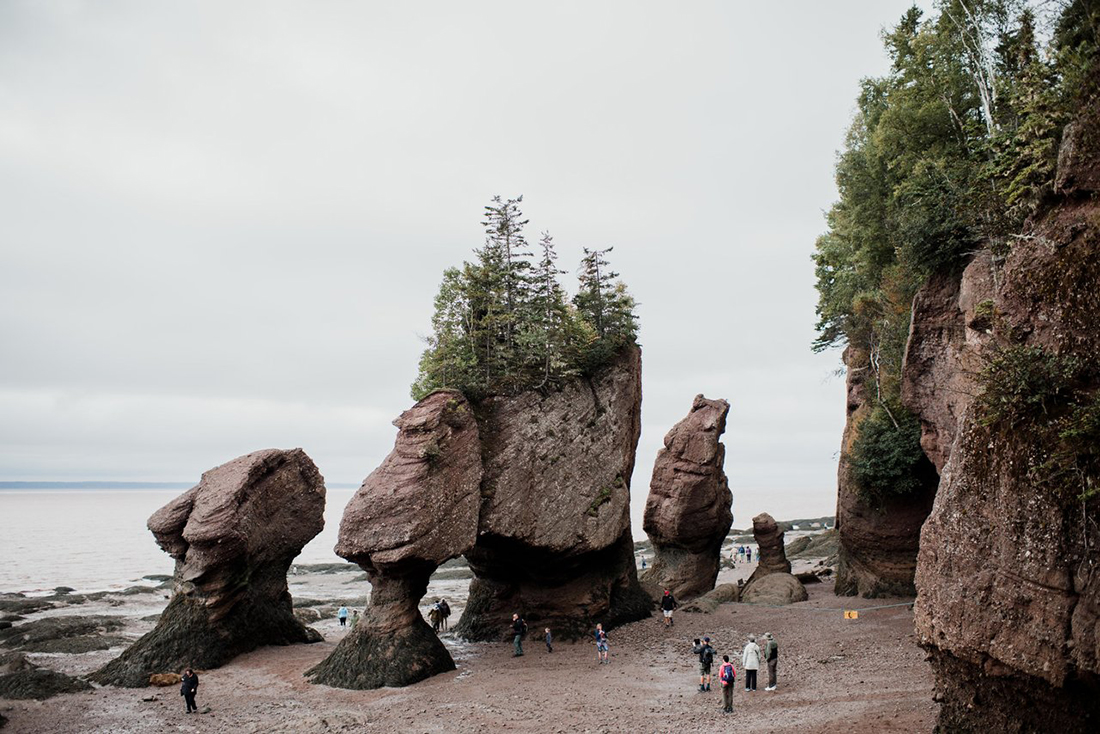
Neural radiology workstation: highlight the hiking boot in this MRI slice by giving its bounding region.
[765,685,776,691]
[705,684,711,691]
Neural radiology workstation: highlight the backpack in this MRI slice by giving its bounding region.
[719,663,735,684]
[702,646,714,666]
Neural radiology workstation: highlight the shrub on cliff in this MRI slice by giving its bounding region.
[411,196,638,400]
[848,405,931,502]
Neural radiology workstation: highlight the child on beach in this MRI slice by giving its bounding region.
[594,623,609,664]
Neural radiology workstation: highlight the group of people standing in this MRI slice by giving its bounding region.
[732,545,754,564]
[693,632,779,714]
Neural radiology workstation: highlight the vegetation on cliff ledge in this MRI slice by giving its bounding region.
[412,196,638,400]
[813,0,1099,496]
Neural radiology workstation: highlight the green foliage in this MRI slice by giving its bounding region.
[412,197,638,400]
[978,345,1100,501]
[849,405,930,501]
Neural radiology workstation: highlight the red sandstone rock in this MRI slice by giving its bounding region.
[94,449,326,687]
[641,395,732,600]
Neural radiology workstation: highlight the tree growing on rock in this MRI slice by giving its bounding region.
[412,196,638,400]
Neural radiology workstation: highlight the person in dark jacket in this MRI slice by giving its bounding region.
[180,668,199,714]
[511,613,527,656]
[660,589,677,627]
[763,631,779,690]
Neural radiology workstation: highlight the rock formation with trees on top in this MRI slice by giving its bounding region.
[93,449,326,687]
[815,3,1100,730]
[310,198,652,690]
[641,395,732,600]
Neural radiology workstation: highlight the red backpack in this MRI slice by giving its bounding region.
[719,662,736,685]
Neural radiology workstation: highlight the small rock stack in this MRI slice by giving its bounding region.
[741,512,807,605]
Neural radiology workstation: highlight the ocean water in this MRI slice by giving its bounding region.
[0,487,357,594]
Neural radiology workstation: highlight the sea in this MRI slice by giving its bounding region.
[0,487,357,594]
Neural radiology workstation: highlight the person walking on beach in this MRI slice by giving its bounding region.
[350,610,359,628]
[742,634,761,691]
[337,606,348,627]
[180,667,199,714]
[511,613,527,657]
[439,598,451,631]
[746,547,753,563]
[718,655,736,713]
[545,627,553,653]
[641,557,647,570]
[738,545,745,562]
[594,623,609,664]
[428,603,442,632]
[763,632,779,690]
[660,589,677,627]
[693,636,715,691]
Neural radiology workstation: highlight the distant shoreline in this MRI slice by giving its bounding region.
[0,481,361,490]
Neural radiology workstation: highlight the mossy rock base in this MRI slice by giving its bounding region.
[306,619,454,689]
[92,590,320,687]
[0,668,92,700]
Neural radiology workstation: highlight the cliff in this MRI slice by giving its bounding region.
[914,103,1100,732]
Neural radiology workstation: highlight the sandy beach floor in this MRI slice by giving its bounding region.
[1,576,935,733]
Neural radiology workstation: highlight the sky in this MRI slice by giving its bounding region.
[0,0,929,529]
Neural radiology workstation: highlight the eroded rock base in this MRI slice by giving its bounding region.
[929,648,1100,734]
[93,575,319,687]
[307,620,454,689]
[456,531,651,640]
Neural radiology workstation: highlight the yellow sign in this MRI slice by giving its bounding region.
[844,610,859,620]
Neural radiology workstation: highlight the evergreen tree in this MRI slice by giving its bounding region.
[574,247,638,369]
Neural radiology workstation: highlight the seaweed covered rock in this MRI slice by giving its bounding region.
[834,347,938,598]
[307,391,482,689]
[0,653,91,700]
[456,346,652,641]
[679,583,739,614]
[915,113,1100,733]
[641,395,733,600]
[93,448,326,687]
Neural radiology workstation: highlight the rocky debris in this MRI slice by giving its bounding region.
[679,584,739,614]
[0,615,126,654]
[93,448,326,687]
[740,573,809,606]
[0,595,54,616]
[640,395,733,600]
[914,109,1100,732]
[786,530,839,561]
[902,251,995,472]
[308,391,482,689]
[834,347,938,598]
[456,346,652,641]
[0,652,92,700]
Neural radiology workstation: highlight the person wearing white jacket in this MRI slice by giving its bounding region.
[741,634,762,691]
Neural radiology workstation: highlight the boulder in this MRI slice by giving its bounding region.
[307,391,482,689]
[640,395,733,600]
[0,666,92,700]
[834,347,938,598]
[455,346,652,641]
[679,583,739,614]
[740,573,808,606]
[93,448,326,687]
[915,109,1100,732]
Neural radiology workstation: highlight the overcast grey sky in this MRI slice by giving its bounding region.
[1,1,927,527]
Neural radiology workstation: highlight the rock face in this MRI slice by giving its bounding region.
[641,395,732,599]
[741,513,806,605]
[307,391,482,689]
[834,346,938,598]
[901,251,996,472]
[915,106,1100,732]
[94,449,325,687]
[457,346,652,640]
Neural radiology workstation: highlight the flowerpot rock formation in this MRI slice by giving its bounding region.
[93,449,326,687]
[312,346,652,690]
[306,390,482,689]
[640,395,733,600]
